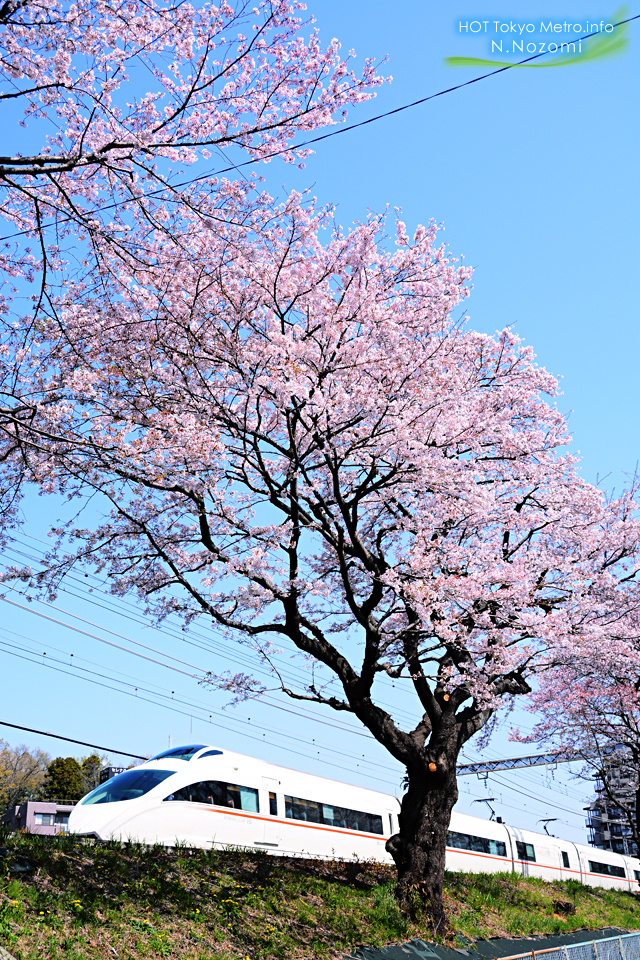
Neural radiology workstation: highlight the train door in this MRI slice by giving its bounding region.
[507,828,536,877]
[386,811,397,838]
[257,777,281,851]
[558,844,583,883]
[558,847,570,878]
[498,823,515,873]
[569,842,584,883]
[623,856,638,892]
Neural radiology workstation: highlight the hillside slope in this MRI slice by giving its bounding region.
[1,833,640,959]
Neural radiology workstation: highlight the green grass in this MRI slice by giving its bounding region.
[1,832,640,959]
[444,871,640,940]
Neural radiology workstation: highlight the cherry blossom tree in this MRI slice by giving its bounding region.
[0,0,383,302]
[522,591,640,855]
[1,196,640,931]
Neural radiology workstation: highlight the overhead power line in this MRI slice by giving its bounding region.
[489,771,586,822]
[0,594,201,680]
[0,535,599,810]
[0,640,403,788]
[0,542,597,799]
[0,627,400,780]
[0,537,414,735]
[179,13,639,184]
[0,719,146,759]
[0,581,378,742]
[0,711,591,823]
[2,13,637,245]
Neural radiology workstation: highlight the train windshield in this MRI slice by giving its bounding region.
[81,769,174,805]
[149,745,210,762]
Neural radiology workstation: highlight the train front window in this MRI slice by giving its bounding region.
[82,770,174,804]
[164,779,258,812]
[149,745,209,761]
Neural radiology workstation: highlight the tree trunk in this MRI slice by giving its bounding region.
[385,737,459,937]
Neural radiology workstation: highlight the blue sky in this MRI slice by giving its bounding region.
[1,0,638,846]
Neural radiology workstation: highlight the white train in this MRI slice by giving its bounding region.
[68,743,640,891]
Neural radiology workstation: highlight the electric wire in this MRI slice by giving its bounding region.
[0,625,593,821]
[0,641,403,788]
[0,544,279,681]
[0,534,596,815]
[0,578,382,742]
[0,719,145,759]
[489,772,588,822]
[1,13,637,244]
[0,626,401,779]
[2,537,352,696]
[0,584,405,779]
[0,629,594,823]
[0,545,593,814]
[459,780,581,835]
[0,594,200,680]
[1,536,419,734]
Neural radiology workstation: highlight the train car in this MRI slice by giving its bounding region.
[69,743,397,864]
[68,743,640,892]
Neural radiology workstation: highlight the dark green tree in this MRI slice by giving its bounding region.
[42,757,84,802]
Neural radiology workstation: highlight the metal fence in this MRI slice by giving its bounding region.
[502,933,640,960]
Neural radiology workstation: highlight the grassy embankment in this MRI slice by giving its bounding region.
[2,831,640,960]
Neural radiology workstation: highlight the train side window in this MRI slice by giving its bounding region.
[516,841,536,862]
[269,792,277,816]
[164,779,258,812]
[447,831,507,857]
[285,796,322,823]
[284,795,383,835]
[226,783,259,812]
[562,851,570,869]
[635,870,640,882]
[588,860,626,879]
[389,814,394,835]
[323,803,383,835]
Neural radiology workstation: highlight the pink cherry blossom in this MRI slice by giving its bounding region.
[0,0,385,290]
